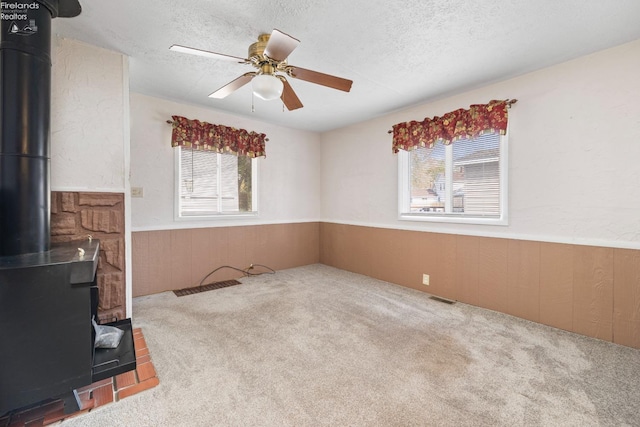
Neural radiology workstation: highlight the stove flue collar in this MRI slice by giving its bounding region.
[37,0,81,18]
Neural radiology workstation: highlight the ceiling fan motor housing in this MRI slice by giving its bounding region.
[248,34,270,61]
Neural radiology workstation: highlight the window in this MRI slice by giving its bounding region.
[176,147,257,218]
[398,133,507,225]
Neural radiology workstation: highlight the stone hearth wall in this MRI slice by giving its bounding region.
[51,192,125,322]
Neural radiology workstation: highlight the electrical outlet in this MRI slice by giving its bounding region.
[422,274,430,286]
[131,187,144,198]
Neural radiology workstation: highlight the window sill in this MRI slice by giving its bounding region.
[176,212,259,221]
[398,213,508,226]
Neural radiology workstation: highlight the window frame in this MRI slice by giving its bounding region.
[398,133,509,226]
[174,147,259,221]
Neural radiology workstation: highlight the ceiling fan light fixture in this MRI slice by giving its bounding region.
[252,74,283,101]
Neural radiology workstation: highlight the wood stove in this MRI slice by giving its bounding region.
[0,0,135,416]
[0,240,99,414]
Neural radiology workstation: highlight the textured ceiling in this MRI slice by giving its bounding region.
[52,0,640,132]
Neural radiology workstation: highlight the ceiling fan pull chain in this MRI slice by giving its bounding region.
[251,92,255,113]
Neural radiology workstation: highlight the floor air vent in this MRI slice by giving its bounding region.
[173,279,241,297]
[429,296,456,305]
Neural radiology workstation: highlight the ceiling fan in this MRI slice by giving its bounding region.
[169,29,353,111]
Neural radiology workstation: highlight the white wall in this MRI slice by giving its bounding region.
[321,39,640,249]
[51,37,128,191]
[130,93,322,231]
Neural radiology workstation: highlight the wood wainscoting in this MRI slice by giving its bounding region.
[319,222,640,349]
[132,222,320,297]
[130,221,639,349]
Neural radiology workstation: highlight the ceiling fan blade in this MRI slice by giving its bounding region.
[280,78,303,111]
[264,29,300,61]
[209,73,256,99]
[170,45,247,63]
[287,66,353,92]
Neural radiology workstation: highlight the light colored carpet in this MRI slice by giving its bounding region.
[61,264,640,426]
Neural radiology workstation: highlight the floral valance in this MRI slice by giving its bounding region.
[391,99,515,153]
[170,115,267,158]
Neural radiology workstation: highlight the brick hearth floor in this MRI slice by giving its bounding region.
[0,328,158,427]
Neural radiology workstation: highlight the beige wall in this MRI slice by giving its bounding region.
[132,222,320,297]
[320,39,640,250]
[129,93,322,231]
[320,222,640,349]
[52,36,128,192]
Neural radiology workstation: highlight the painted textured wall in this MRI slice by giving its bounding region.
[129,93,322,230]
[51,36,127,191]
[320,39,640,250]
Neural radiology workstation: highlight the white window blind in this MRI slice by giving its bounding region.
[178,147,256,217]
[452,134,501,216]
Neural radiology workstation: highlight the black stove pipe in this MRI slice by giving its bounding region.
[0,0,80,256]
